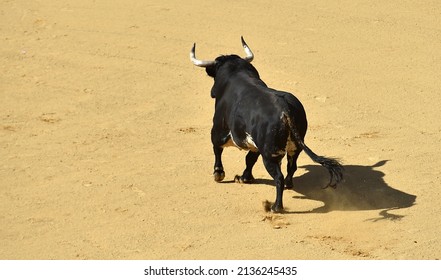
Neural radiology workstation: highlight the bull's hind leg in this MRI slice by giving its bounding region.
[285,150,301,189]
[235,151,260,184]
[263,157,285,213]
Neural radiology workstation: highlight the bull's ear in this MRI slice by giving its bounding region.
[205,64,216,78]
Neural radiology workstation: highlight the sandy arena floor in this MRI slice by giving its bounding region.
[1,0,440,259]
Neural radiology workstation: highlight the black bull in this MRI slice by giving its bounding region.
[190,37,343,212]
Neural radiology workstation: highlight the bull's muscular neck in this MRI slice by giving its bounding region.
[213,60,267,96]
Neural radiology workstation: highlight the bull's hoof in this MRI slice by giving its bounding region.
[234,174,255,184]
[213,170,225,182]
[285,178,294,189]
[271,204,284,213]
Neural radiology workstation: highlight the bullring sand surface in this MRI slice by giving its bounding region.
[1,0,440,259]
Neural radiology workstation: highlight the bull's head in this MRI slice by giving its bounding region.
[190,36,254,78]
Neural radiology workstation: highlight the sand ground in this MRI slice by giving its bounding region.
[1,0,440,259]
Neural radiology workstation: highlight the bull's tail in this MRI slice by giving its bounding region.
[299,142,344,188]
[285,114,344,188]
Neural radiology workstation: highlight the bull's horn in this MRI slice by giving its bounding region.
[241,36,254,62]
[190,43,216,67]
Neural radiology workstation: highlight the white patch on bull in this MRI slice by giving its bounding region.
[285,134,297,156]
[222,132,239,149]
[222,132,259,152]
[244,132,259,152]
[271,136,297,158]
[280,112,298,157]
[271,150,286,157]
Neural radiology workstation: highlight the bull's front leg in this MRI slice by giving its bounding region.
[211,120,233,182]
[235,151,260,183]
[212,126,230,182]
[213,146,225,182]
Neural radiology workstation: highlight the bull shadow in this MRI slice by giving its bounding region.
[284,160,416,220]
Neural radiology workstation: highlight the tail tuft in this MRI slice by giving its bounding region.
[302,145,344,188]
